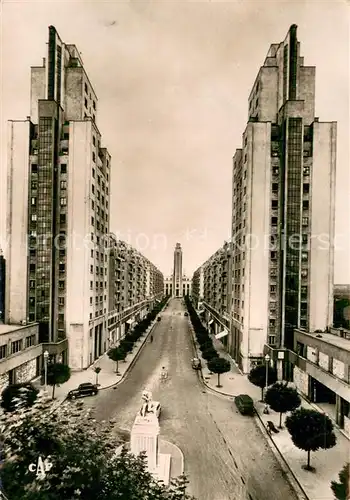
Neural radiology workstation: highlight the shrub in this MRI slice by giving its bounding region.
[199,341,214,352]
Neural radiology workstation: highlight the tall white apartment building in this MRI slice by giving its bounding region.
[6,26,111,370]
[231,25,336,373]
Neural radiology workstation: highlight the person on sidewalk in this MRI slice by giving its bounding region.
[150,335,153,343]
[160,366,168,382]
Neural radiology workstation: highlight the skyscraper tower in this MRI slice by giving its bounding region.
[6,26,111,369]
[172,243,183,297]
[230,25,336,373]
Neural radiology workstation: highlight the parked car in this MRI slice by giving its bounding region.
[157,316,161,321]
[184,312,188,316]
[234,394,255,416]
[67,382,98,400]
[191,357,201,370]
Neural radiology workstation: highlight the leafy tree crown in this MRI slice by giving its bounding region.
[285,407,336,452]
[207,357,230,374]
[248,363,277,389]
[265,382,301,413]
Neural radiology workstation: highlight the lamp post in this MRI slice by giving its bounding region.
[264,353,270,414]
[43,350,49,394]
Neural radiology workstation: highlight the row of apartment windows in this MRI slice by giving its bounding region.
[0,335,37,359]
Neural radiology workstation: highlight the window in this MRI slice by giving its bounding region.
[303,200,309,210]
[60,197,67,206]
[272,166,279,175]
[91,217,94,226]
[11,340,22,354]
[59,280,65,289]
[270,285,276,293]
[90,265,94,273]
[85,82,88,93]
[92,184,95,194]
[271,216,278,225]
[302,217,309,226]
[272,183,278,192]
[270,251,277,260]
[25,335,36,348]
[268,335,276,345]
[31,197,37,206]
[303,184,310,194]
[301,269,308,278]
[92,168,95,178]
[301,252,308,261]
[93,100,96,110]
[91,249,94,258]
[29,263,35,272]
[31,214,37,222]
[60,214,66,224]
[58,297,65,306]
[92,152,96,163]
[29,280,35,288]
[93,136,96,146]
[31,181,37,190]
[269,319,276,327]
[303,166,309,176]
[61,164,67,174]
[90,297,93,304]
[84,97,88,107]
[31,164,38,173]
[0,345,7,360]
[59,263,65,272]
[30,249,36,257]
[97,175,101,185]
[60,180,67,189]
[58,313,64,323]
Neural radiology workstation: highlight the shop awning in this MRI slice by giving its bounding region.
[215,329,229,340]
[208,319,214,325]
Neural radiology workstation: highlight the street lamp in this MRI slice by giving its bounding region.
[264,353,270,414]
[43,350,49,394]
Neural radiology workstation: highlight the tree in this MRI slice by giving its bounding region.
[285,408,336,471]
[207,357,231,387]
[94,366,101,386]
[108,346,126,374]
[248,363,277,401]
[331,463,349,500]
[1,383,39,412]
[201,347,218,361]
[265,382,301,428]
[43,363,71,400]
[0,395,196,500]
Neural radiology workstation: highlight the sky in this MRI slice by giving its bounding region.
[0,0,349,281]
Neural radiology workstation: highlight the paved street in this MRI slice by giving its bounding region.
[78,299,299,500]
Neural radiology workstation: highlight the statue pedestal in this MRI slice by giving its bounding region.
[130,414,160,472]
[130,413,171,484]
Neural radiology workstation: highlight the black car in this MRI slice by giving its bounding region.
[234,394,255,416]
[67,382,98,400]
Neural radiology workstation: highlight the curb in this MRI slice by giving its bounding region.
[253,410,309,500]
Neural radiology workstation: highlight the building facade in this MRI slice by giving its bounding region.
[172,243,183,297]
[165,272,191,297]
[0,250,5,323]
[6,26,111,370]
[0,323,42,394]
[107,234,164,349]
[289,327,350,438]
[191,266,204,309]
[192,242,232,343]
[164,276,173,297]
[230,25,336,373]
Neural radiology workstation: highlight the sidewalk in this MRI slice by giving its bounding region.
[189,323,349,500]
[34,319,158,411]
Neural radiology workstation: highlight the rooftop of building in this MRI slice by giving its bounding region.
[0,323,34,335]
[296,327,350,352]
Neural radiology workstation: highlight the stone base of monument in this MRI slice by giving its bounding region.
[114,439,183,485]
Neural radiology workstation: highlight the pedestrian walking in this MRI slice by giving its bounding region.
[150,335,153,343]
[160,366,168,382]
